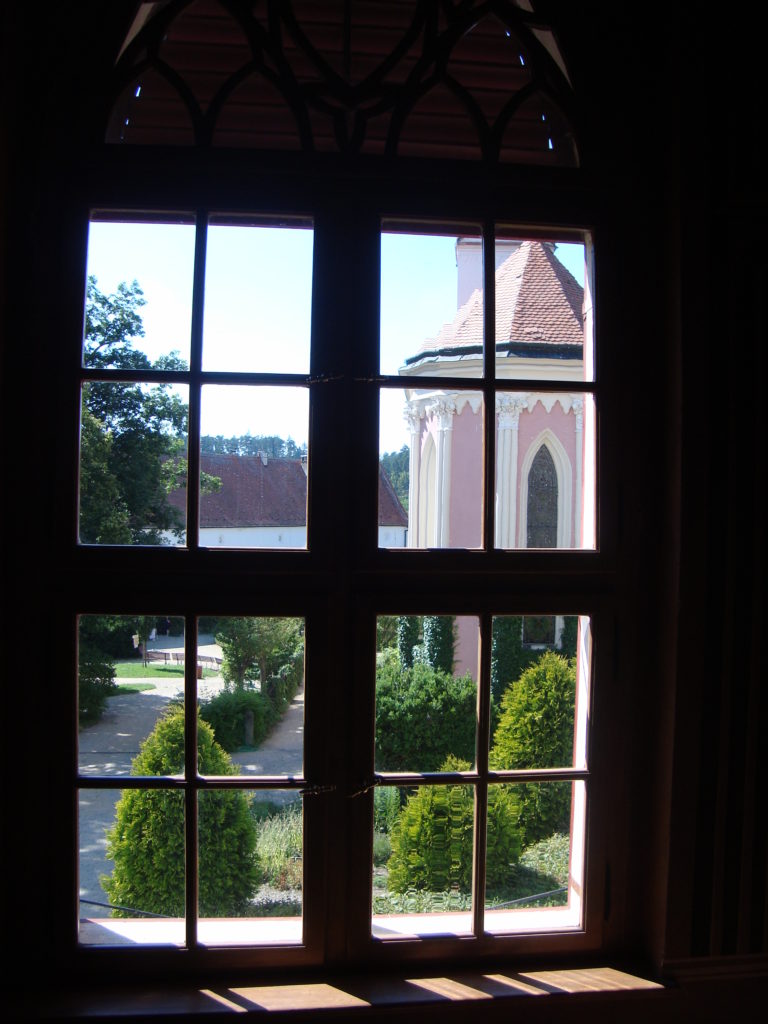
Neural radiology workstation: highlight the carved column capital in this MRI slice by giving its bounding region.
[404,402,422,435]
[430,396,457,430]
[496,394,527,429]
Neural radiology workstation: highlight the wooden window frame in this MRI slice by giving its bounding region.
[64,164,619,979]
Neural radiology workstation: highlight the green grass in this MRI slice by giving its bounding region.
[255,803,303,890]
[115,682,156,694]
[113,660,217,679]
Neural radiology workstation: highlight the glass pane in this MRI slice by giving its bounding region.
[203,222,313,373]
[198,617,304,777]
[83,218,195,368]
[375,616,478,772]
[199,385,309,549]
[490,616,582,768]
[79,788,185,946]
[381,390,484,549]
[198,790,302,945]
[494,391,595,550]
[371,784,473,938]
[494,234,591,383]
[78,615,185,776]
[79,382,189,546]
[381,229,482,377]
[484,781,584,933]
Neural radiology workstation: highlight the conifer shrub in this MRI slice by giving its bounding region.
[375,660,476,771]
[396,615,421,670]
[386,757,520,894]
[490,651,576,846]
[422,615,455,674]
[103,706,259,917]
[374,786,401,835]
[200,689,276,751]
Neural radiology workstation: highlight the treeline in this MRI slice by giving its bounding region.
[379,445,409,510]
[201,434,307,458]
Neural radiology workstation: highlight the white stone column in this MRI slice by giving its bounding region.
[405,403,421,548]
[572,396,584,548]
[432,396,456,547]
[495,395,526,547]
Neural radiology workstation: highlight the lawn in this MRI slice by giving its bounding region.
[114,660,218,679]
[115,682,156,694]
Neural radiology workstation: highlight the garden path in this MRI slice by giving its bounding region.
[77,650,305,921]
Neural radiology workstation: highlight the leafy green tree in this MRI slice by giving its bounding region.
[81,277,216,544]
[375,658,476,771]
[216,617,302,695]
[387,757,520,894]
[376,615,398,653]
[490,651,576,846]
[104,706,259,917]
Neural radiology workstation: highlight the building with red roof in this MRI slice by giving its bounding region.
[168,454,407,548]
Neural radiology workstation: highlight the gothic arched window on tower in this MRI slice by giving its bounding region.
[527,444,558,549]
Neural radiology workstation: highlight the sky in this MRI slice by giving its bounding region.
[85,222,585,454]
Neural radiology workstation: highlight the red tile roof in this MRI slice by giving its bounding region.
[405,241,583,364]
[169,455,407,529]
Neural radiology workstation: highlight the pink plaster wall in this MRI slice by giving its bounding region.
[454,615,479,681]
[448,402,484,547]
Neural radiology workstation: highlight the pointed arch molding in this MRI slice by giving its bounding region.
[106,0,578,165]
[518,428,573,548]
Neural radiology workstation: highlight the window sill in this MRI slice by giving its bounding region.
[22,966,665,1021]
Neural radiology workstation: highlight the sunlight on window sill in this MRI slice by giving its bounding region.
[79,916,303,947]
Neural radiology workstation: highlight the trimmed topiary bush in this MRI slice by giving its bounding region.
[386,757,520,894]
[422,615,455,674]
[103,706,259,917]
[490,651,576,846]
[375,659,477,771]
[396,616,421,670]
[200,689,276,752]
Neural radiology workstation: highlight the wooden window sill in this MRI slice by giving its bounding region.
[21,966,665,1021]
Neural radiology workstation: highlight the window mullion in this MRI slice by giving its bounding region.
[473,612,493,935]
[184,617,199,948]
[185,212,207,553]
[483,219,496,554]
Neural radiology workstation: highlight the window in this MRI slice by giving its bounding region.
[76,212,603,964]
[69,0,610,976]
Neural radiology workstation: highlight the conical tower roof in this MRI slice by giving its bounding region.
[403,241,583,369]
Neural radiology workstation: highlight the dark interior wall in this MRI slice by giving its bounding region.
[1,0,765,1013]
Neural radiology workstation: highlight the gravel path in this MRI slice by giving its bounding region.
[77,661,304,918]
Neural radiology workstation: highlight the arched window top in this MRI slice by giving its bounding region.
[106,0,578,166]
